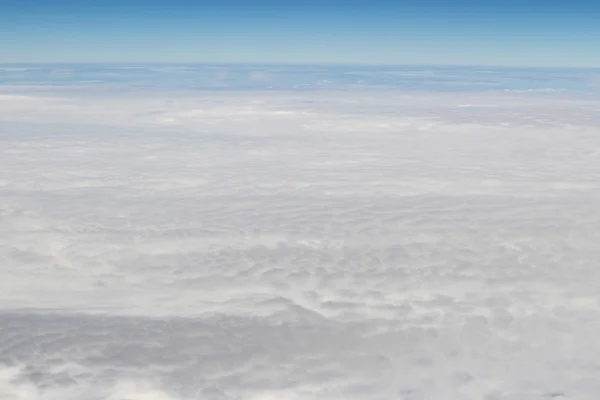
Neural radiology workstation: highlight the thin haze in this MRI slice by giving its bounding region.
[1,0,600,66]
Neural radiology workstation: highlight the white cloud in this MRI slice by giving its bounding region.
[2,72,600,399]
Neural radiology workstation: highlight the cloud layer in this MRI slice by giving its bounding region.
[2,68,600,399]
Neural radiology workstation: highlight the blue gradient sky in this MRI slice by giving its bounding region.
[1,0,599,66]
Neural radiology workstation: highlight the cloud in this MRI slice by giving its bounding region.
[2,64,600,92]
[0,363,176,400]
[2,66,600,399]
[249,70,271,81]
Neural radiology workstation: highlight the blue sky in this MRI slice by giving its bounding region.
[1,0,599,67]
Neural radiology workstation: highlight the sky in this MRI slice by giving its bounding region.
[1,0,600,68]
[4,4,600,400]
